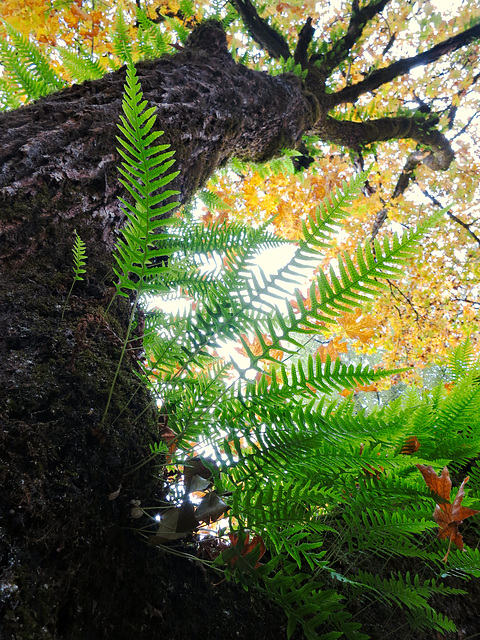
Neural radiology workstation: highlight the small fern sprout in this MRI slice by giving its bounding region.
[62,230,87,319]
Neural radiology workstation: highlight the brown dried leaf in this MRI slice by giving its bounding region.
[184,457,218,492]
[153,502,199,544]
[400,436,420,455]
[417,464,451,502]
[417,465,479,559]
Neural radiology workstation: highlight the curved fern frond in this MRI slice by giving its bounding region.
[58,47,107,82]
[0,23,65,101]
[351,571,460,632]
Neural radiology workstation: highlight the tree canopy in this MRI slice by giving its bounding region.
[2,0,478,373]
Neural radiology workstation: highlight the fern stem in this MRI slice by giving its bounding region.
[61,280,76,320]
[101,293,140,426]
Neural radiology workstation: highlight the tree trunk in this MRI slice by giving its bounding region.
[0,21,314,640]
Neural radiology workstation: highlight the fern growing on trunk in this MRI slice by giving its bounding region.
[110,64,480,639]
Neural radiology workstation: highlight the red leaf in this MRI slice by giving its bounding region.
[227,532,266,569]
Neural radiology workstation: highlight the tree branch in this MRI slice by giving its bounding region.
[312,0,391,75]
[371,148,429,238]
[391,148,429,199]
[229,0,291,60]
[313,113,454,169]
[387,280,421,324]
[328,20,480,107]
[421,189,480,247]
[294,17,315,66]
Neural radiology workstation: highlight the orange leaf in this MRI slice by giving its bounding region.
[227,532,266,569]
[316,336,348,363]
[400,436,421,454]
[337,309,378,344]
[417,465,479,560]
[417,464,451,502]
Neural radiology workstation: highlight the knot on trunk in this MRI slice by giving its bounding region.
[186,20,231,58]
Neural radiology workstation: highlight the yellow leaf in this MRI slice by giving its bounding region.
[337,309,378,344]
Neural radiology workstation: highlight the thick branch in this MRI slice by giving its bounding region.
[312,0,391,75]
[314,113,454,169]
[391,149,429,199]
[0,22,315,212]
[229,0,291,60]
[294,17,315,66]
[328,20,480,106]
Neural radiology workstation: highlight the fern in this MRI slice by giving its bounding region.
[136,7,170,59]
[113,10,134,66]
[58,47,107,82]
[113,64,180,298]
[103,54,480,640]
[0,23,65,101]
[102,60,180,422]
[62,230,88,319]
[350,571,462,632]
[197,188,230,211]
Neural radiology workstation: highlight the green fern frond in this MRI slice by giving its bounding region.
[72,231,87,281]
[351,571,459,632]
[62,230,88,319]
[1,23,65,97]
[136,7,170,59]
[179,0,195,19]
[0,26,64,102]
[58,47,107,82]
[0,76,22,110]
[197,188,230,211]
[265,564,366,640]
[113,10,135,65]
[443,547,480,578]
[178,182,446,373]
[113,62,180,298]
[447,337,475,379]
[164,17,190,46]
[102,60,181,423]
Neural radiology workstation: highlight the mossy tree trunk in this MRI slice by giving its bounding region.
[0,22,316,640]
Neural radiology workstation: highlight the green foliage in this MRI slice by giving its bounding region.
[136,8,170,60]
[58,46,106,82]
[269,55,308,81]
[228,148,300,179]
[105,51,479,640]
[113,62,180,299]
[0,22,65,105]
[62,230,87,319]
[102,59,183,422]
[5,8,479,638]
[0,11,174,107]
[113,10,134,66]
[197,188,230,212]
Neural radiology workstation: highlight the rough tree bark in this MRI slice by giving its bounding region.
[0,21,315,640]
